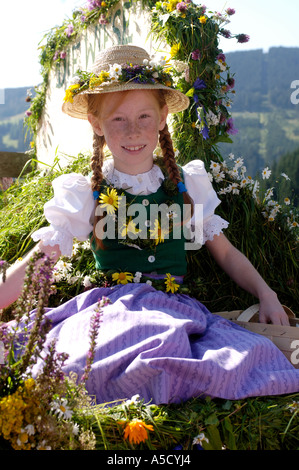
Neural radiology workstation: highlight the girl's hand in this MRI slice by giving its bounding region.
[258,293,290,326]
[205,234,290,326]
[0,242,61,310]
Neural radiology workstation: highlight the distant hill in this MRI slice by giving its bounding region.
[226,47,299,112]
[0,87,34,153]
[218,47,299,180]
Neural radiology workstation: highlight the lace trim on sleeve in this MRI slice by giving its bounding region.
[32,226,74,257]
[202,214,229,244]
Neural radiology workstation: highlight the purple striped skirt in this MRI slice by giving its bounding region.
[27,283,299,404]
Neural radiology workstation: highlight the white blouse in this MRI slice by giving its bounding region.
[32,158,229,257]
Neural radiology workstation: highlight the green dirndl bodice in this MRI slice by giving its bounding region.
[90,180,189,277]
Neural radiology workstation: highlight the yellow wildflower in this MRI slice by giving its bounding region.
[165,273,179,293]
[170,43,181,58]
[112,272,134,284]
[120,218,140,238]
[199,15,207,24]
[99,188,120,215]
[149,219,168,245]
[166,0,180,12]
[63,84,80,103]
[123,419,154,445]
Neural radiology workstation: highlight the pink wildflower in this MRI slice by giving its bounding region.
[226,8,236,15]
[191,49,201,60]
[237,34,250,43]
[65,24,74,37]
[176,2,188,12]
[221,29,232,39]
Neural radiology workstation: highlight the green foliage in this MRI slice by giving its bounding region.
[267,146,299,207]
[0,153,91,264]
[74,394,299,450]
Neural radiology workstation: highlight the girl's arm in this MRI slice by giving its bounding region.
[205,233,289,325]
[0,242,61,310]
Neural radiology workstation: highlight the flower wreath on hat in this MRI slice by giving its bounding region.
[62,45,190,119]
[64,57,173,103]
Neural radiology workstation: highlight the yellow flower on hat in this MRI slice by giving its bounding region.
[89,71,110,88]
[64,84,80,103]
[199,15,207,24]
[165,273,179,293]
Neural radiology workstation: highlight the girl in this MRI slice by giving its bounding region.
[0,45,298,404]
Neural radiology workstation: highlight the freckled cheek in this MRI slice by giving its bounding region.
[102,124,124,148]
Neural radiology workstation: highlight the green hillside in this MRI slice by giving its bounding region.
[219,47,299,182]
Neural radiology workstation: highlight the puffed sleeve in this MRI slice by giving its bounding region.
[31,173,95,257]
[182,160,229,246]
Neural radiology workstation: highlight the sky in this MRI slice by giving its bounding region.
[0,0,298,89]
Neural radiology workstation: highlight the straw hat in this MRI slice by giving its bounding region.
[62,44,190,120]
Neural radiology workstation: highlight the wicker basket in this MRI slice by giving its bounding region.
[213,304,299,369]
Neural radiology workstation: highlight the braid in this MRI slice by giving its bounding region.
[159,123,194,222]
[90,132,105,192]
[90,132,106,250]
[159,124,181,185]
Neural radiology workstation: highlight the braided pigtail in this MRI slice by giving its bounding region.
[90,131,106,249]
[90,132,105,194]
[159,124,194,223]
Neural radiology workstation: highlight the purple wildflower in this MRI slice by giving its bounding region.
[65,24,74,37]
[87,0,102,10]
[226,8,236,15]
[53,51,59,61]
[80,296,110,384]
[216,53,226,62]
[201,126,210,140]
[236,34,250,43]
[226,117,238,135]
[176,2,188,12]
[60,51,67,59]
[227,77,235,90]
[221,29,232,39]
[191,49,201,61]
[193,78,207,90]
[99,13,108,24]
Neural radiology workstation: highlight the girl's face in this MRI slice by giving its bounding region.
[88,90,168,175]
